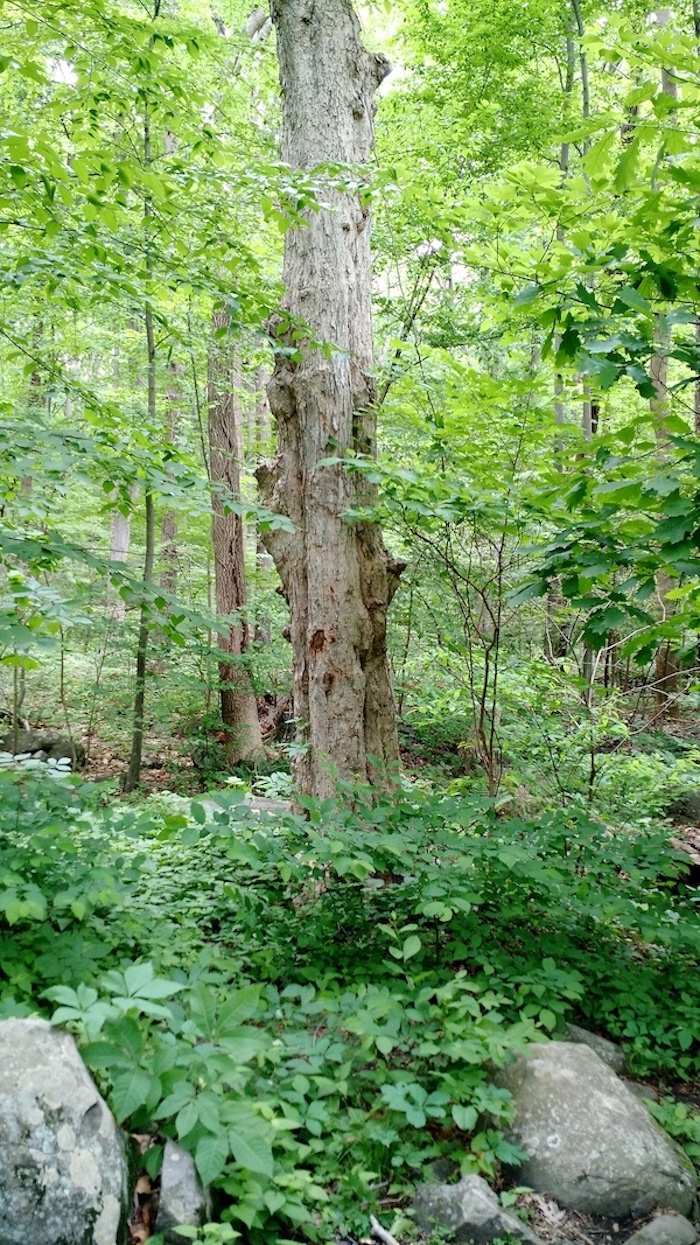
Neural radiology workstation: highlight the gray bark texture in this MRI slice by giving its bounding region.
[209,313,264,763]
[257,0,403,799]
[160,358,183,595]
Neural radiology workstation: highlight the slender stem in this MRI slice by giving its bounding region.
[12,665,19,754]
[570,0,590,129]
[124,491,155,791]
[559,20,576,175]
[58,625,78,766]
[124,53,157,791]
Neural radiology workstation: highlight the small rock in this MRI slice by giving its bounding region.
[426,1157,460,1183]
[626,1082,661,1104]
[624,1214,698,1245]
[413,1174,544,1244]
[564,1023,626,1074]
[496,1042,696,1218]
[0,1018,128,1245]
[246,795,293,815]
[667,792,700,824]
[155,1140,209,1243]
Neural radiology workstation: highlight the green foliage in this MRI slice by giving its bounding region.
[2,767,698,1239]
[512,430,700,653]
[173,1228,239,1244]
[0,761,125,959]
[2,1,700,1240]
[647,1097,700,1173]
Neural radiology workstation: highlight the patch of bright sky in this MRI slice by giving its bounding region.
[48,58,77,85]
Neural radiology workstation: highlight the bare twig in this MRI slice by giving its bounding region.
[370,1215,400,1245]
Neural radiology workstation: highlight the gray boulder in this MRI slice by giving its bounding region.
[0,728,85,767]
[0,1018,128,1245]
[413,1174,544,1244]
[155,1140,209,1242]
[564,1023,625,1073]
[627,1082,661,1104]
[624,1215,698,1245]
[496,1042,695,1218]
[667,791,700,824]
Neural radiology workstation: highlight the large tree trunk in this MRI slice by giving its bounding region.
[256,0,403,800]
[209,313,264,764]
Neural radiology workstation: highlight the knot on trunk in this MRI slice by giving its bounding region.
[255,460,275,505]
[387,557,407,602]
[371,52,391,87]
[268,370,297,421]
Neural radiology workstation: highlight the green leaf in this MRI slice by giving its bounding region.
[176,1100,200,1139]
[226,1103,274,1176]
[122,962,158,996]
[514,283,541,306]
[613,133,641,193]
[452,1104,478,1131]
[220,1026,269,1063]
[189,983,218,1039]
[618,286,651,315]
[111,1067,154,1122]
[143,1144,164,1180]
[508,580,548,606]
[402,934,421,961]
[594,479,641,502]
[104,1015,145,1060]
[80,1040,126,1071]
[656,514,692,545]
[218,985,261,1030]
[196,1132,230,1185]
[123,963,185,1000]
[583,130,616,176]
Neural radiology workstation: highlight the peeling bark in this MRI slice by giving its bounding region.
[257,0,404,799]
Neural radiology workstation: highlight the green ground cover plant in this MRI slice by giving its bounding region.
[1,760,698,1240]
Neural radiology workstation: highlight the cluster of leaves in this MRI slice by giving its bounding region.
[512,428,700,658]
[647,1096,700,1173]
[2,765,699,1239]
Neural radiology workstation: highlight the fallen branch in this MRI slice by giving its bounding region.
[370,1214,400,1245]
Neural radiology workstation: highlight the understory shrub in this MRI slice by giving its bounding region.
[1,763,698,1238]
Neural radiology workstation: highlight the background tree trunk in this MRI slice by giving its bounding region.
[650,342,679,716]
[257,0,403,800]
[160,357,183,595]
[124,70,159,794]
[649,19,680,718]
[209,313,264,764]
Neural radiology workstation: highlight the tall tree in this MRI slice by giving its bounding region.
[257,0,404,800]
[124,10,159,793]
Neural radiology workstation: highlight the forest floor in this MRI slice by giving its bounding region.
[10,697,699,1245]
